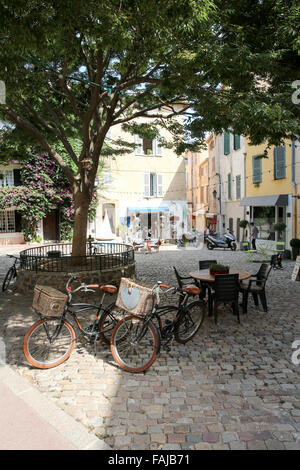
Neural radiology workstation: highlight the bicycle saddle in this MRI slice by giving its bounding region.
[182,285,201,296]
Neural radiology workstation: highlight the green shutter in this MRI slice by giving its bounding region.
[253,155,262,183]
[234,135,240,150]
[236,175,241,200]
[224,132,230,155]
[228,173,231,199]
[274,146,286,179]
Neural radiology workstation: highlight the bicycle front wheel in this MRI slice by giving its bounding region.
[110,315,160,373]
[2,267,16,292]
[175,300,205,344]
[23,318,76,369]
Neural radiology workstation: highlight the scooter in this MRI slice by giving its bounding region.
[206,229,237,251]
[177,231,202,248]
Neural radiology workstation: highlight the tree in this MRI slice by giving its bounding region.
[0,0,214,257]
[187,0,300,147]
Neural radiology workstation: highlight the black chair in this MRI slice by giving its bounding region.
[239,263,272,313]
[199,260,217,270]
[210,273,240,325]
[198,260,217,300]
[173,266,203,301]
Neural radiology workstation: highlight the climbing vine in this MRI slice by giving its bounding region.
[0,151,97,241]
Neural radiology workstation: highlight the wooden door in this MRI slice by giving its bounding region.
[43,210,58,241]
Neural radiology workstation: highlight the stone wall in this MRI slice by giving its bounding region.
[16,261,136,296]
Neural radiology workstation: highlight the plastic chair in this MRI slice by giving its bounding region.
[210,274,240,325]
[239,263,272,313]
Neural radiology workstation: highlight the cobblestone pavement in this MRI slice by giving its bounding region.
[0,245,299,450]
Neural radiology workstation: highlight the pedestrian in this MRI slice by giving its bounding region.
[250,222,258,250]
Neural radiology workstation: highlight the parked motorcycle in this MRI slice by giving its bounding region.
[206,229,237,251]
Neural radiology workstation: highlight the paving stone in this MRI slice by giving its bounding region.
[1,248,299,452]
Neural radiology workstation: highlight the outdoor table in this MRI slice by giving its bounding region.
[189,268,251,283]
[189,269,252,317]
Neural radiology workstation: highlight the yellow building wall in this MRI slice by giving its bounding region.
[245,140,293,197]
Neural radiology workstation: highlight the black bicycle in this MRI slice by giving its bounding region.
[110,282,206,373]
[2,255,19,292]
[23,276,124,369]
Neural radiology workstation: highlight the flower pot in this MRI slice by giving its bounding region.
[292,246,300,260]
[210,268,229,276]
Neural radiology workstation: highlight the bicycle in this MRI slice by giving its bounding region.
[23,276,124,369]
[2,255,19,292]
[110,282,206,373]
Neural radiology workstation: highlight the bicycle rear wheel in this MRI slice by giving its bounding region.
[23,318,76,369]
[110,315,160,373]
[175,300,205,344]
[2,267,16,292]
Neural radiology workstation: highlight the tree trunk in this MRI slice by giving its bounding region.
[71,189,91,260]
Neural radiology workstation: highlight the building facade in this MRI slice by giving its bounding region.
[0,163,24,245]
[293,140,300,239]
[186,149,209,233]
[92,111,187,243]
[242,139,294,246]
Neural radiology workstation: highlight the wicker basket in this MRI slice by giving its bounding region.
[32,285,67,317]
[116,278,154,316]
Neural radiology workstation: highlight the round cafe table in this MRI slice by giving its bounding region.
[189,268,251,283]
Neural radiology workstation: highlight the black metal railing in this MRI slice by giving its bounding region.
[19,242,135,272]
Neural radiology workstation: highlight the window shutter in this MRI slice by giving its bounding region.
[228,173,231,199]
[224,132,230,155]
[157,174,163,196]
[274,146,286,179]
[252,155,262,183]
[154,136,162,156]
[135,134,143,155]
[234,135,240,150]
[236,175,241,200]
[144,173,150,197]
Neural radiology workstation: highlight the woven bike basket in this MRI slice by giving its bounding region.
[115,278,154,316]
[32,285,67,317]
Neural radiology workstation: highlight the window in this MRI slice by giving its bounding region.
[233,135,241,150]
[0,170,14,187]
[144,173,163,197]
[227,173,232,199]
[224,132,230,155]
[135,135,162,156]
[236,175,241,200]
[274,146,286,179]
[252,155,262,183]
[0,210,16,233]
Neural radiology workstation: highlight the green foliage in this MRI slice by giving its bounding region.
[273,222,287,232]
[209,263,229,272]
[239,220,248,229]
[290,238,300,247]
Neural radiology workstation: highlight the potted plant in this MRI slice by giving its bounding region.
[290,238,300,260]
[273,222,287,241]
[209,263,230,275]
[239,220,249,249]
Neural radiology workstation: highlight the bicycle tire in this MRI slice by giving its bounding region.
[175,300,205,344]
[2,267,16,292]
[98,305,126,345]
[23,317,76,369]
[110,315,160,373]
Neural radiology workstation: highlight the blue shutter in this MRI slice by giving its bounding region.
[224,132,230,155]
[252,155,262,183]
[274,146,286,179]
[234,135,240,150]
[228,173,232,199]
